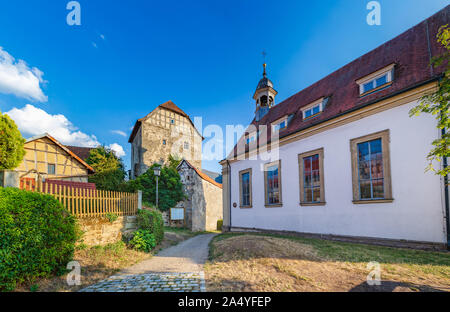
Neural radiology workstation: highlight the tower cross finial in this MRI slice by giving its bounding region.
[262,50,267,77]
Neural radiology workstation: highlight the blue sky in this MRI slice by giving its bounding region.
[0,0,448,173]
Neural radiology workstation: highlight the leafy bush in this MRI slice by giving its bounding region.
[105,213,118,223]
[128,230,156,252]
[0,111,25,170]
[136,209,164,244]
[217,219,223,231]
[0,188,79,291]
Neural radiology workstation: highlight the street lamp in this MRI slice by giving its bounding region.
[153,165,161,209]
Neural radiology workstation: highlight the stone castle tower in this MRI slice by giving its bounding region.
[128,101,203,178]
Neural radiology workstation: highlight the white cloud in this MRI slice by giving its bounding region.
[107,143,126,158]
[5,104,100,147]
[92,42,98,48]
[100,34,105,40]
[111,130,127,137]
[0,47,47,102]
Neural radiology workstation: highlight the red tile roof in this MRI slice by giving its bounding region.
[177,159,223,189]
[65,146,94,161]
[228,5,449,159]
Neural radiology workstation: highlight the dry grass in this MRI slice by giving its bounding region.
[16,229,190,292]
[205,234,450,292]
[15,241,149,292]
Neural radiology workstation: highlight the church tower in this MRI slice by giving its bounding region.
[254,63,277,122]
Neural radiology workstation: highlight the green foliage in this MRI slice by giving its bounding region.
[86,146,126,191]
[217,219,223,231]
[168,154,182,170]
[410,24,450,177]
[105,213,118,223]
[136,209,164,244]
[128,230,156,252]
[0,111,25,170]
[121,156,185,211]
[0,188,79,291]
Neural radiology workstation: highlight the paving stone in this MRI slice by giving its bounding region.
[80,272,206,293]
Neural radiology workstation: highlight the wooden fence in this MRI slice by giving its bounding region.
[20,179,138,218]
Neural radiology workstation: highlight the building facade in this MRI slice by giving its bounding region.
[17,133,95,183]
[221,6,450,248]
[177,160,223,231]
[129,101,202,178]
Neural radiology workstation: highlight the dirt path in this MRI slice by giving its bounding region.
[80,233,217,292]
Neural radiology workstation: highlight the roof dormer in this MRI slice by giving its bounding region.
[356,64,395,97]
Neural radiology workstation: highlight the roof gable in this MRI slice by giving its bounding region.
[128,100,203,143]
[26,133,95,173]
[177,159,223,189]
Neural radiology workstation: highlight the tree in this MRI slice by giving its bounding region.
[0,111,25,170]
[168,154,182,170]
[121,155,185,211]
[86,146,126,190]
[410,24,450,177]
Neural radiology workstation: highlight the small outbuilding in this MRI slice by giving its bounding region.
[176,160,223,232]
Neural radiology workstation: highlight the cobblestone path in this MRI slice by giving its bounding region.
[80,233,216,292]
[80,272,206,292]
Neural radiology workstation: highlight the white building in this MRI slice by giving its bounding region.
[220,6,450,249]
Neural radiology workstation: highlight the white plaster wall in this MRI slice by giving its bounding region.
[230,100,446,243]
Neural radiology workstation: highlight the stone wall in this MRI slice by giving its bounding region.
[78,215,137,246]
[203,179,223,231]
[162,208,185,228]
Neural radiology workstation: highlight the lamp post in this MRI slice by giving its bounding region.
[153,165,161,209]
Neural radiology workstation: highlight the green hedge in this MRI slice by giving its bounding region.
[136,209,164,245]
[0,188,79,291]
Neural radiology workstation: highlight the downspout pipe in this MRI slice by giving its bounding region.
[227,160,232,231]
[443,127,450,251]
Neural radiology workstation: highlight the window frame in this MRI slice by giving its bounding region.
[48,163,56,175]
[264,160,283,208]
[356,64,395,97]
[301,98,325,120]
[239,168,253,208]
[298,148,326,206]
[246,133,257,145]
[350,129,393,204]
[184,141,190,150]
[271,116,288,134]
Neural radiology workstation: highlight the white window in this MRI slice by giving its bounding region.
[272,118,288,133]
[301,98,326,120]
[246,134,256,145]
[184,142,190,150]
[356,64,395,96]
[48,164,56,175]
